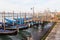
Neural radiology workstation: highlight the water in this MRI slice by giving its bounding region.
[0,13,54,40]
[0,13,32,40]
[0,22,53,40]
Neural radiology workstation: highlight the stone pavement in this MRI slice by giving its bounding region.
[45,23,60,40]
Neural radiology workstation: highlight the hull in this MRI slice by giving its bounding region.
[0,28,17,35]
[5,24,28,30]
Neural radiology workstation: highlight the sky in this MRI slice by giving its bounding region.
[0,0,60,13]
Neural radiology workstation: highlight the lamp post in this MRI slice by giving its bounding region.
[31,6,35,22]
[31,7,34,18]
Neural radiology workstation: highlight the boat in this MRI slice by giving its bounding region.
[4,18,16,26]
[13,13,39,27]
[0,28,17,35]
[6,24,28,30]
[0,12,17,35]
[24,14,43,27]
[5,12,28,30]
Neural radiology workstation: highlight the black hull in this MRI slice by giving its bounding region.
[0,29,17,35]
[6,26,28,30]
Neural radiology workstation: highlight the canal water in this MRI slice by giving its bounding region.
[0,22,54,40]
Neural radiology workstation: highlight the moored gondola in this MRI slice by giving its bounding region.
[0,28,17,35]
[6,24,28,30]
[5,12,28,30]
[0,11,17,35]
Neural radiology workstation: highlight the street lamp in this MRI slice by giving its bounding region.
[31,6,35,18]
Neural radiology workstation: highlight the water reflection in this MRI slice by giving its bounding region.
[0,35,12,40]
[25,22,54,40]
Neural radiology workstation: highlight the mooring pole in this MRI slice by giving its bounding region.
[20,12,21,24]
[2,12,3,27]
[17,13,19,32]
[24,12,26,22]
[12,11,14,26]
[3,11,5,31]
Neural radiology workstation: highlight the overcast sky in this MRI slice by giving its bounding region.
[0,0,60,13]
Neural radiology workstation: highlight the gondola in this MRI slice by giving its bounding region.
[14,13,34,28]
[5,12,28,30]
[14,14,39,27]
[24,18,41,27]
[0,28,17,35]
[24,17,42,27]
[26,21,39,27]
[6,24,28,30]
[0,11,17,35]
[4,18,16,26]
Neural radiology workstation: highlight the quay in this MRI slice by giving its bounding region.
[45,22,60,40]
